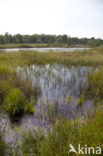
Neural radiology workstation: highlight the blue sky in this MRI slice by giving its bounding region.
[0,0,103,38]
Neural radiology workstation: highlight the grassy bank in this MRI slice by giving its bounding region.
[0,43,50,49]
[0,47,103,67]
[0,43,91,49]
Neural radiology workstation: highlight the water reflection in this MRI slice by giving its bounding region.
[17,64,95,121]
[0,47,90,52]
[0,64,95,146]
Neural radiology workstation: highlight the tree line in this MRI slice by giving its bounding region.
[0,32,103,46]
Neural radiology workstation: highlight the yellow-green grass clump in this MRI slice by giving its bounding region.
[0,65,36,118]
[5,88,34,118]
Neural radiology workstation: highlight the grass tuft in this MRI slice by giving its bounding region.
[5,88,34,118]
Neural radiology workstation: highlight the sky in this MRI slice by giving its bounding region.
[0,0,103,38]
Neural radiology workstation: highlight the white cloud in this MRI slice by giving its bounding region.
[0,0,103,38]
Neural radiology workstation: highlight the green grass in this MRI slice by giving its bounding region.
[0,47,103,67]
[5,88,34,118]
[0,74,35,118]
[0,127,10,156]
[77,95,84,106]
[0,61,37,119]
[1,105,103,156]
[86,69,103,100]
[0,138,7,156]
[0,43,91,49]
[0,48,103,155]
[0,43,50,49]
[21,105,103,156]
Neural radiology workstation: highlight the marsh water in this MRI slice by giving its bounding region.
[0,47,90,52]
[0,64,95,148]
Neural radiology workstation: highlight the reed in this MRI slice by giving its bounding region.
[21,105,103,156]
[0,48,103,67]
[0,48,103,155]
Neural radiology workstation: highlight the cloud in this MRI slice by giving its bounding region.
[0,0,103,38]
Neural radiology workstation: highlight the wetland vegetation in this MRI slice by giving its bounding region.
[0,47,103,155]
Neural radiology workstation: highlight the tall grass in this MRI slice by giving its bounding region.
[5,88,33,118]
[0,125,10,156]
[0,137,7,156]
[86,69,103,100]
[0,66,37,118]
[0,48,103,67]
[0,48,103,155]
[21,105,103,156]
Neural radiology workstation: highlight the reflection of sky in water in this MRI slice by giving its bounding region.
[17,64,95,126]
[0,47,90,52]
[0,64,96,146]
[18,64,92,100]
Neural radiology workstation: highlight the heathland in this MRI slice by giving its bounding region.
[0,47,103,155]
